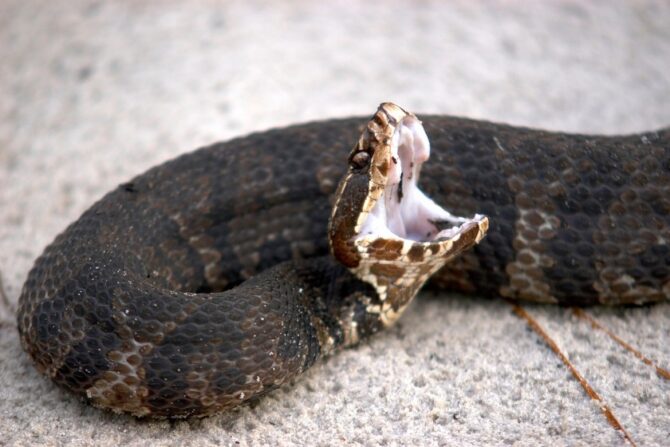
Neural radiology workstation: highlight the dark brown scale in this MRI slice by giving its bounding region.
[418,118,670,305]
[16,115,670,417]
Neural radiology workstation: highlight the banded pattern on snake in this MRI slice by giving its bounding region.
[17,103,670,417]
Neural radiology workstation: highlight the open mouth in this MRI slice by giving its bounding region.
[328,103,488,329]
[357,113,487,247]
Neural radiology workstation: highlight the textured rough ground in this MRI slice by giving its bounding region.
[1,1,669,445]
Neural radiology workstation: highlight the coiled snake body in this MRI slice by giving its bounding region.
[17,103,670,418]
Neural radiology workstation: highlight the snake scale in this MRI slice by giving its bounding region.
[17,103,670,418]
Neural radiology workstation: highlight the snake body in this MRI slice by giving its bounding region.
[17,104,670,418]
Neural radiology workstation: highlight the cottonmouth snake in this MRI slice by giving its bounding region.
[17,103,670,418]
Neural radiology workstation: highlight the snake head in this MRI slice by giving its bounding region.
[329,103,489,325]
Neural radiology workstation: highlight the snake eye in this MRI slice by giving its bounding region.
[350,151,370,170]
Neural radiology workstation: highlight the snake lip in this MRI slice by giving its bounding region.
[355,105,488,258]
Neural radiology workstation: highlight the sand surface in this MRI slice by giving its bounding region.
[1,1,669,445]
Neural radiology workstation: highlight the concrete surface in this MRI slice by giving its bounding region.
[1,1,669,445]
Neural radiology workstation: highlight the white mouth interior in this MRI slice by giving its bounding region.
[359,116,480,243]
